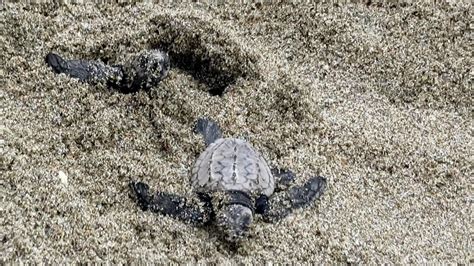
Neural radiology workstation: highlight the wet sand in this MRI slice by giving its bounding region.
[1,2,472,263]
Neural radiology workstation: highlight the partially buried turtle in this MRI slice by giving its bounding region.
[130,118,327,242]
[45,49,170,92]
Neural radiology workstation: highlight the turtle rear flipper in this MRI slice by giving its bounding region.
[260,176,326,223]
[129,181,212,225]
[194,118,223,146]
[45,52,123,84]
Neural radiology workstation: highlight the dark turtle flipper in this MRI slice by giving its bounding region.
[194,118,223,146]
[260,176,327,223]
[255,194,269,215]
[129,181,212,225]
[45,52,123,84]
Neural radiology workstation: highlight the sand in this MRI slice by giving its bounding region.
[1,2,472,263]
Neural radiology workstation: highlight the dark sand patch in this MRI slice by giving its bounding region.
[1,2,472,263]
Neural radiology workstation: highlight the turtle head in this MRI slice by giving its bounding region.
[123,49,170,90]
[216,204,253,242]
[215,191,254,242]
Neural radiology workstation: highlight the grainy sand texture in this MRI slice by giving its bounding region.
[1,2,472,263]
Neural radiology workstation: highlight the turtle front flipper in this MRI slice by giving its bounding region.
[45,52,123,85]
[258,176,327,223]
[129,181,212,225]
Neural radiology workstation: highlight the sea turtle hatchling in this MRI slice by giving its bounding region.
[45,49,170,92]
[130,118,327,242]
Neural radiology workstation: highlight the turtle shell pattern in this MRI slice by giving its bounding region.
[191,138,275,197]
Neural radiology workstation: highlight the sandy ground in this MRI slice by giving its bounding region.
[1,2,472,263]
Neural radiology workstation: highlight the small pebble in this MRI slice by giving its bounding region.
[58,170,68,185]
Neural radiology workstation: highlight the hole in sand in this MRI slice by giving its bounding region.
[167,50,241,96]
[149,14,259,96]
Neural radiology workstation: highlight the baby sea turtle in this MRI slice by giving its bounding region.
[130,118,327,242]
[45,49,170,92]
